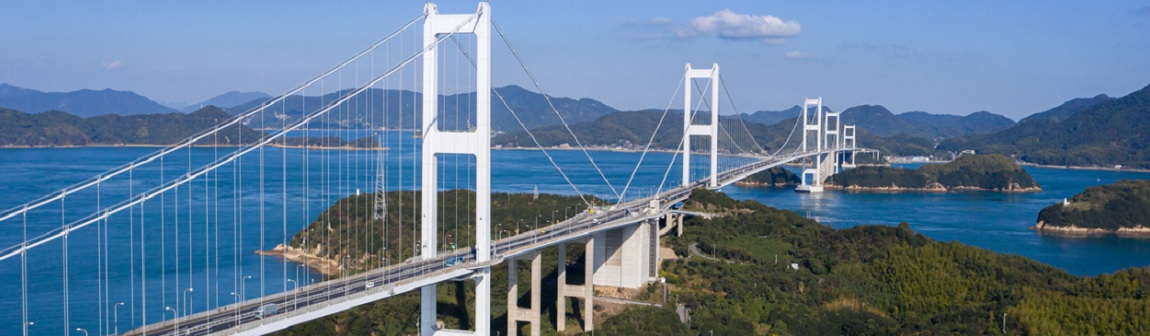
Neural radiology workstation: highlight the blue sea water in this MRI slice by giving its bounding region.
[1,140,1148,334]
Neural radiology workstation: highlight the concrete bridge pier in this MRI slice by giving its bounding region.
[593,220,656,289]
[662,213,684,237]
[556,238,595,332]
[507,251,542,335]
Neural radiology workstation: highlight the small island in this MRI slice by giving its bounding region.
[825,154,1041,192]
[1032,179,1150,236]
[258,190,592,277]
[735,166,800,188]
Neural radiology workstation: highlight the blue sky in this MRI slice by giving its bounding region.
[1,1,1148,120]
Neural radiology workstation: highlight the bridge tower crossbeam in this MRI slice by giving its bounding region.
[682,63,720,188]
[420,3,491,335]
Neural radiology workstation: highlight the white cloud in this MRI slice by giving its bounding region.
[785,51,812,59]
[689,9,801,40]
[761,38,786,45]
[102,60,123,70]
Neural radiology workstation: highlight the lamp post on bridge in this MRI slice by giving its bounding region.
[165,306,178,334]
[113,301,124,336]
[229,292,241,323]
[287,279,298,311]
[182,287,194,318]
[241,275,252,300]
[74,327,87,336]
[296,264,307,288]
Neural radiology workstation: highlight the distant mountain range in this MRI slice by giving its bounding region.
[0,106,261,147]
[6,80,1145,166]
[227,85,618,132]
[0,83,175,117]
[181,91,270,112]
[940,84,1150,168]
[738,104,1015,140]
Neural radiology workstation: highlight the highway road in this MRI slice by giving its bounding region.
[125,184,695,336]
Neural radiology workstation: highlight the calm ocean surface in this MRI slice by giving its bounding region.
[1,141,1148,334]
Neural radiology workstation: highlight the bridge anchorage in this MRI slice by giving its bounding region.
[0,2,887,336]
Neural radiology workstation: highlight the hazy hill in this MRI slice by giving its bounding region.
[181,91,270,112]
[0,83,175,117]
[737,105,831,126]
[227,85,617,132]
[1017,94,1111,124]
[492,109,943,158]
[939,83,1150,168]
[493,109,784,154]
[840,105,1014,139]
[0,106,261,146]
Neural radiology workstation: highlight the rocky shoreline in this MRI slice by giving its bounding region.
[1030,221,1150,237]
[733,181,795,188]
[255,243,342,275]
[825,183,1040,193]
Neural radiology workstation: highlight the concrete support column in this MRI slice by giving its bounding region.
[556,245,569,332]
[677,214,684,237]
[507,252,542,335]
[584,238,595,332]
[556,238,596,332]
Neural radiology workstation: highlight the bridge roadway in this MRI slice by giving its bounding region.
[127,149,842,335]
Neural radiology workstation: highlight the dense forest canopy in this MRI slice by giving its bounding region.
[940,83,1150,168]
[827,154,1040,191]
[1036,179,1150,231]
[270,188,1150,335]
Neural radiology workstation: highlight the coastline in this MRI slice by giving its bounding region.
[1018,162,1150,173]
[733,181,796,188]
[255,243,342,276]
[824,184,1041,193]
[1030,221,1150,237]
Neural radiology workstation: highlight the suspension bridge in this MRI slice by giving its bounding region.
[0,3,871,335]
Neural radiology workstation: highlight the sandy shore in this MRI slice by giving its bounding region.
[255,243,342,276]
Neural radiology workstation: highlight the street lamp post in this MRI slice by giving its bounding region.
[295,264,307,287]
[183,287,194,318]
[165,306,178,334]
[75,327,87,336]
[241,275,252,300]
[113,301,124,336]
[229,292,241,323]
[287,279,298,311]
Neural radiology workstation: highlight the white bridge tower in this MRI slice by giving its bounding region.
[797,98,825,192]
[682,63,719,188]
[421,3,491,335]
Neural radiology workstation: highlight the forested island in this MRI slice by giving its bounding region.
[0,106,382,149]
[735,166,800,187]
[825,154,1040,192]
[267,189,1150,335]
[1033,179,1150,236]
